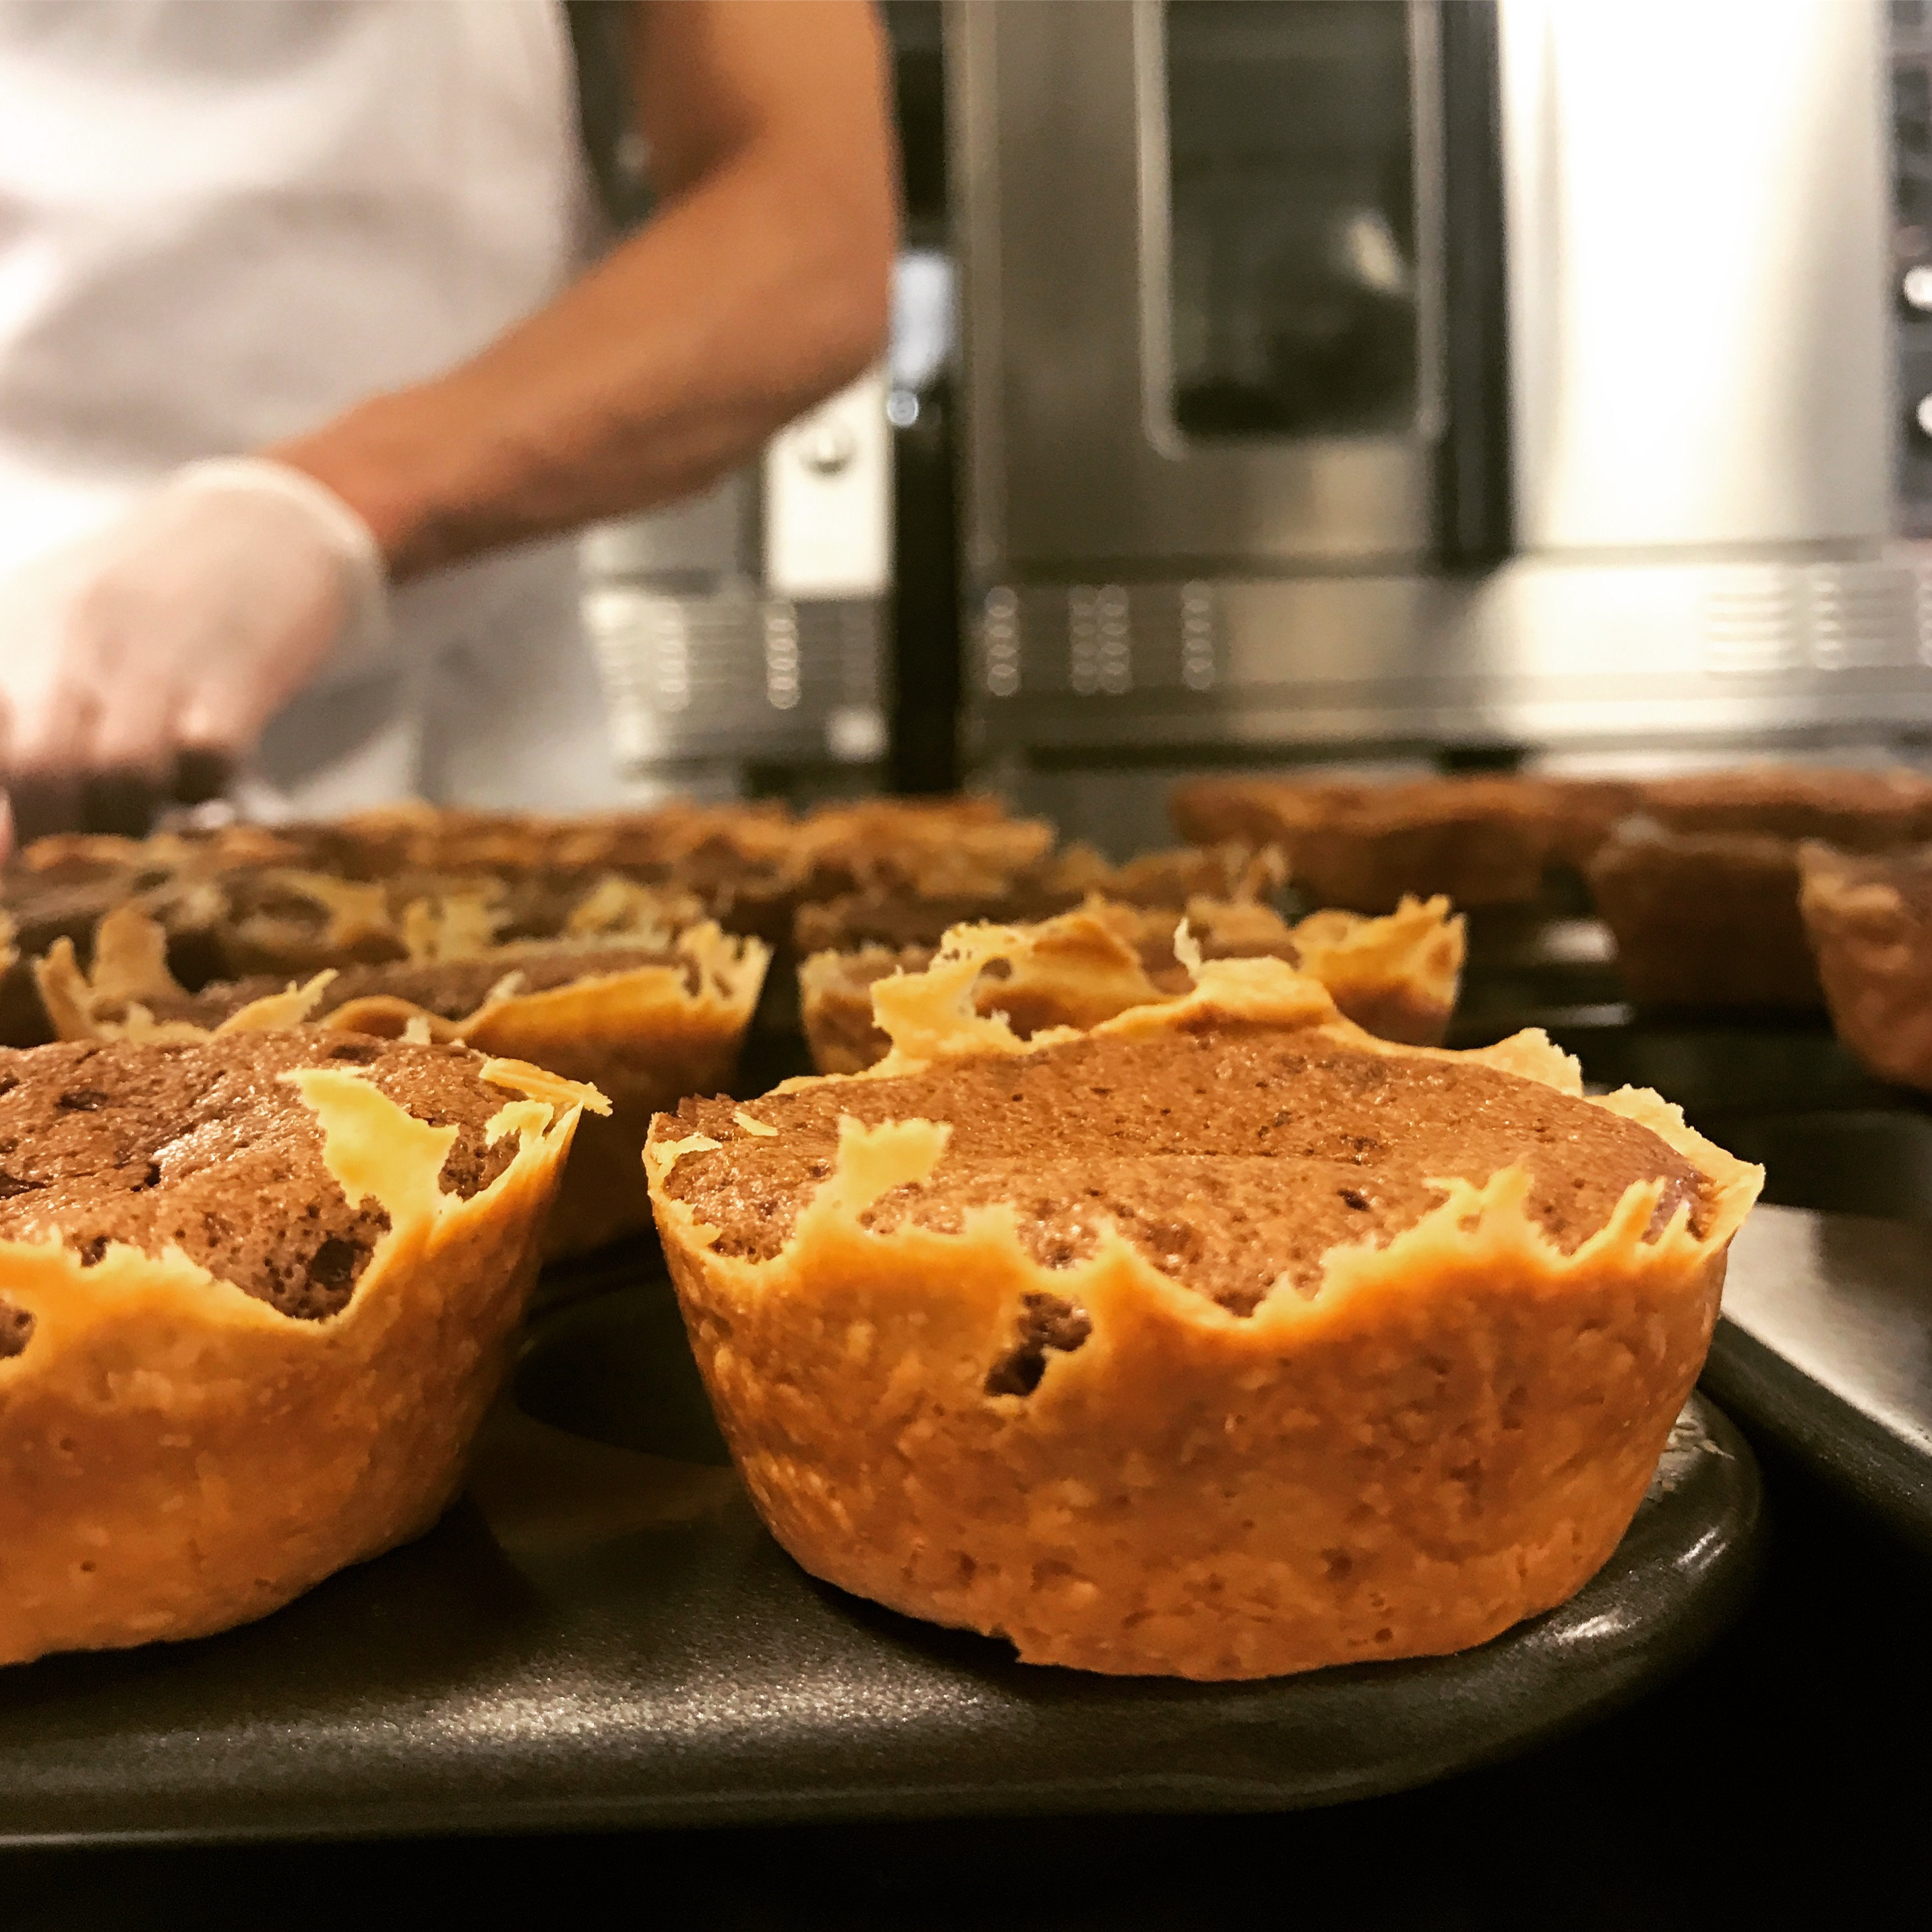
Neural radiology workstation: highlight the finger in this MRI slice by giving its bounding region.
[1,669,88,779]
[86,658,175,790]
[173,686,256,766]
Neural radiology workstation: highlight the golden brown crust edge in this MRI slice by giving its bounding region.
[328,924,768,1259]
[1798,842,1932,1091]
[1281,894,1463,1046]
[1588,820,1822,1011]
[0,1058,594,1666]
[648,932,1760,1681]
[35,907,768,1260]
[795,895,1464,1076]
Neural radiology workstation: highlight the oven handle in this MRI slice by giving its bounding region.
[1128,0,1185,463]
[1435,0,1515,562]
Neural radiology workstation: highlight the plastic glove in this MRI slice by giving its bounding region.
[0,458,388,845]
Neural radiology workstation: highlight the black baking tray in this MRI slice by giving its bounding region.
[0,1265,1761,1849]
[1449,957,1932,1554]
[1710,1108,1932,1223]
[1452,1005,1898,1120]
[1479,992,1932,1554]
[1701,1190,1932,1557]
[1447,1002,1932,1550]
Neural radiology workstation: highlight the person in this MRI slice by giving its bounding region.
[0,0,896,851]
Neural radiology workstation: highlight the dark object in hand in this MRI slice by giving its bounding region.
[5,749,231,843]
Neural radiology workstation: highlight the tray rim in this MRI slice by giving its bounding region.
[1703,1315,1932,1559]
[0,1372,1764,1851]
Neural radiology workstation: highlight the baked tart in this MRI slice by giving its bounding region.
[0,831,247,1045]
[1578,769,1932,1012]
[1169,773,1350,852]
[543,796,1053,950]
[1586,818,1823,1012]
[1635,766,1932,847]
[1797,841,1932,1091]
[798,893,1461,1075]
[1172,775,1552,912]
[648,928,1759,1681]
[37,901,768,1259]
[792,842,1279,961]
[0,1029,598,1666]
[199,802,585,882]
[729,798,1060,951]
[1282,894,1466,1044]
[398,795,1056,950]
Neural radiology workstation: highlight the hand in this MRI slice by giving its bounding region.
[0,459,387,845]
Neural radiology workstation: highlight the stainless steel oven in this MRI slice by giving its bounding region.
[577,363,893,801]
[955,0,1932,790]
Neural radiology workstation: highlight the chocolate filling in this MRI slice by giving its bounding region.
[0,1033,526,1321]
[667,1023,1708,1319]
[984,1292,1093,1396]
[0,1297,31,1359]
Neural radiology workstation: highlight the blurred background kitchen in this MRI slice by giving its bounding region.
[578,0,1932,855]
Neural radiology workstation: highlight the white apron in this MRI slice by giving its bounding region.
[0,0,624,814]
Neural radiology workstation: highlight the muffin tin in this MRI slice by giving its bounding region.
[0,1260,1761,1847]
[5,926,1915,1846]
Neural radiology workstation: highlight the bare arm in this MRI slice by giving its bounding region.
[270,0,897,579]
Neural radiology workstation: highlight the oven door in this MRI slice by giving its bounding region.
[953,0,1507,581]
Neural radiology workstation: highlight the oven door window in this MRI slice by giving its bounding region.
[1163,0,1423,442]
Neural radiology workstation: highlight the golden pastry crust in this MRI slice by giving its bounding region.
[1172,776,1552,912]
[797,893,1462,1075]
[1579,768,1932,1010]
[1587,818,1821,1010]
[0,1053,598,1667]
[1798,841,1932,1090]
[799,904,1182,1075]
[791,841,1281,961]
[1637,766,1932,847]
[330,924,769,1259]
[648,930,1759,1681]
[36,905,768,1261]
[1278,894,1464,1046]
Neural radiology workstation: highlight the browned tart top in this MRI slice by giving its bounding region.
[0,1033,522,1331]
[125,942,691,1029]
[1801,841,1932,911]
[665,1022,1708,1316]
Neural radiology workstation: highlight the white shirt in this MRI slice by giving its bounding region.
[0,0,625,812]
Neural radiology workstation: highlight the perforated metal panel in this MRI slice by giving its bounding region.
[586,588,884,772]
[969,555,1932,755]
